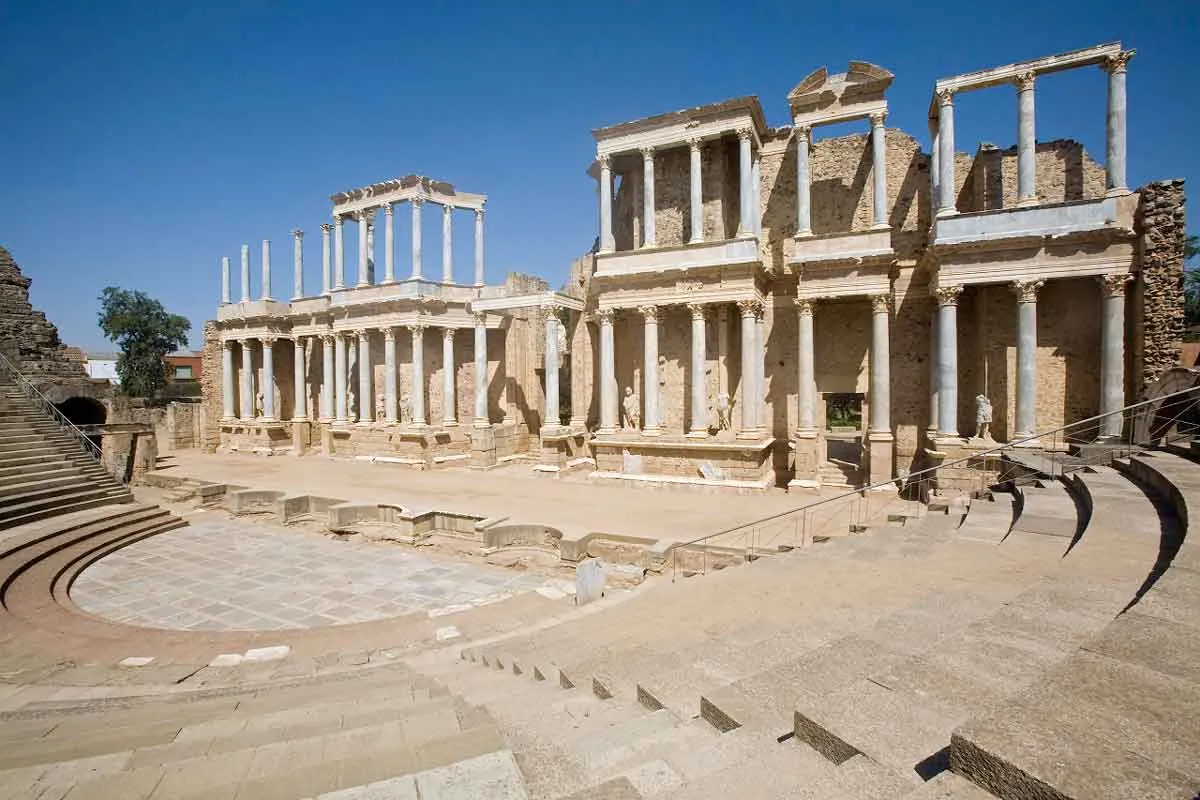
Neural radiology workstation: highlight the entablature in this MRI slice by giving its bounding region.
[331,174,487,218]
[593,96,766,159]
[789,229,894,268]
[594,237,761,278]
[931,194,1136,248]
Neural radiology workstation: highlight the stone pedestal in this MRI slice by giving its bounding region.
[788,431,820,491]
[290,420,311,456]
[589,434,774,494]
[469,424,497,469]
[865,433,895,489]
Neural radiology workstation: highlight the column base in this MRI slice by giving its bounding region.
[1012,435,1042,448]
[787,478,820,492]
[384,416,398,425]
[735,429,762,441]
[866,434,895,486]
[936,208,958,218]
[442,419,459,427]
[686,429,709,440]
[1105,186,1132,198]
[261,416,279,423]
[870,222,891,231]
[290,416,309,423]
[642,426,663,437]
[1016,195,1040,207]
[473,420,492,429]
[598,426,618,436]
[687,237,703,246]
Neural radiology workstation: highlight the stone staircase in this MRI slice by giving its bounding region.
[432,447,1200,799]
[0,375,132,529]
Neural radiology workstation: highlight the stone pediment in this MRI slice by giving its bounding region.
[787,62,893,119]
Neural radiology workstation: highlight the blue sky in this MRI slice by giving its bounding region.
[1,0,1196,350]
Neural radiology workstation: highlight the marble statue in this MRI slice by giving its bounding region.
[375,391,386,422]
[975,393,993,440]
[622,386,641,431]
[399,392,412,424]
[254,391,264,418]
[715,392,732,431]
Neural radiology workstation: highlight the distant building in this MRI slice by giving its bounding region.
[83,351,119,385]
[165,351,203,383]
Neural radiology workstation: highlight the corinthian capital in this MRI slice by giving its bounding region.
[736,298,763,318]
[794,297,815,315]
[934,285,963,306]
[1104,50,1135,75]
[597,154,612,170]
[596,308,615,324]
[1011,279,1044,303]
[320,223,333,234]
[638,304,659,323]
[1099,273,1132,298]
[870,294,891,314]
[1013,71,1036,92]
[936,87,955,107]
[687,302,707,320]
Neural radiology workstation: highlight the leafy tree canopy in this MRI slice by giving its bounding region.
[97,287,190,398]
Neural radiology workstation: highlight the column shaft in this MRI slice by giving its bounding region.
[751,156,762,235]
[442,206,453,283]
[442,328,457,425]
[411,200,423,279]
[543,310,560,429]
[928,308,939,436]
[220,256,231,304]
[240,340,254,421]
[321,224,332,295]
[357,331,371,423]
[334,217,345,289]
[1016,73,1037,204]
[411,326,427,425]
[869,297,891,433]
[688,305,707,436]
[871,113,888,228]
[598,311,617,433]
[384,329,397,423]
[334,335,348,422]
[795,127,812,236]
[474,209,484,286]
[796,300,816,433]
[292,230,304,299]
[261,340,276,420]
[641,149,656,248]
[221,341,235,419]
[240,245,251,302]
[1105,52,1131,193]
[936,288,961,437]
[929,122,941,219]
[937,91,956,214]
[737,131,753,236]
[738,302,757,433]
[261,240,272,299]
[1013,281,1042,439]
[473,315,488,426]
[321,336,334,421]
[357,214,370,287]
[383,206,395,282]
[1099,275,1129,438]
[642,306,660,434]
[688,141,704,244]
[292,337,306,420]
[599,157,615,252]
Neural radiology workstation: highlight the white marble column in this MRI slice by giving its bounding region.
[320,223,332,295]
[334,333,348,423]
[935,286,962,437]
[687,303,707,437]
[796,298,816,435]
[292,336,307,421]
[334,216,345,290]
[261,337,277,420]
[599,156,615,252]
[357,212,370,287]
[411,199,424,279]
[755,308,765,431]
[868,295,891,434]
[598,309,617,434]
[737,299,760,436]
[928,309,940,438]
[240,244,251,302]
[383,205,395,283]
[383,327,398,424]
[1099,274,1130,439]
[795,126,812,236]
[937,89,956,215]
[640,147,656,248]
[737,129,754,237]
[870,111,888,229]
[1013,280,1043,441]
[1104,51,1132,194]
[474,208,485,286]
[442,205,454,283]
[410,323,427,426]
[240,339,254,421]
[291,229,304,299]
[929,120,941,220]
[348,337,357,421]
[356,330,371,424]
[687,140,704,244]
[641,305,660,435]
[542,307,561,430]
[221,340,235,419]
[220,256,231,304]
[442,327,457,426]
[1015,72,1037,205]
[261,240,272,300]
[320,334,334,421]
[473,313,489,427]
[752,154,762,236]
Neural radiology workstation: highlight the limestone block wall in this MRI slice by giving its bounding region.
[1133,180,1186,388]
[959,141,1108,211]
[200,321,223,451]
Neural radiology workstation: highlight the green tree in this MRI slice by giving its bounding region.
[1185,235,1200,337]
[97,287,190,398]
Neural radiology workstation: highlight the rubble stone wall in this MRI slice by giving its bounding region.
[1134,179,1186,389]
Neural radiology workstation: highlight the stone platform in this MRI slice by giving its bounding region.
[589,434,776,494]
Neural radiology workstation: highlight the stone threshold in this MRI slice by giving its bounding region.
[590,436,775,453]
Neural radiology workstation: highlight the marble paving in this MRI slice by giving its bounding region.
[72,514,561,631]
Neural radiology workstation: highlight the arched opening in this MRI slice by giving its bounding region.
[54,396,107,450]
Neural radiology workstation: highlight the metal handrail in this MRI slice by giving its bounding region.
[0,350,111,472]
[675,384,1200,554]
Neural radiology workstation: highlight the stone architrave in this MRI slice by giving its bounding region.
[575,558,606,606]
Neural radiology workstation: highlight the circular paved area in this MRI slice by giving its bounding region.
[72,513,566,631]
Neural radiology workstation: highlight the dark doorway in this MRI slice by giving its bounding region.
[54,396,106,450]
